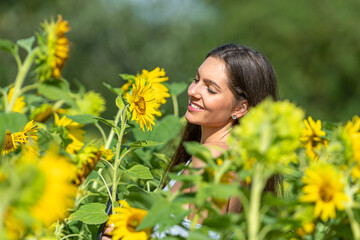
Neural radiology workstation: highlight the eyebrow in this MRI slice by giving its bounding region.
[196,70,222,90]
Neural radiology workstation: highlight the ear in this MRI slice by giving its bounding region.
[232,99,248,119]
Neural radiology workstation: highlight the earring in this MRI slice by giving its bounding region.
[232,115,237,120]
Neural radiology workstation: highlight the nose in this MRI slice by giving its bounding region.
[187,81,201,99]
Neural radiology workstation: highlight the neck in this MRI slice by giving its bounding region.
[200,122,233,144]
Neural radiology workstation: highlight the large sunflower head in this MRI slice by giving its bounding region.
[300,163,349,221]
[126,76,161,132]
[300,116,329,161]
[35,15,70,82]
[228,98,304,167]
[54,113,85,154]
[107,200,151,240]
[138,67,170,104]
[30,147,77,227]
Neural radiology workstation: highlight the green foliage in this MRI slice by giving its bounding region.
[0,112,27,132]
[1,5,360,240]
[127,164,153,179]
[16,36,35,53]
[0,38,18,57]
[69,203,108,225]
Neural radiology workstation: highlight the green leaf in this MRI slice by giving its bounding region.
[67,114,96,124]
[127,165,153,179]
[0,112,28,133]
[137,198,188,230]
[0,39,18,56]
[17,36,35,52]
[125,189,156,210]
[132,115,181,142]
[188,230,212,240]
[119,73,135,81]
[183,141,213,163]
[38,83,73,104]
[130,140,162,149]
[115,96,125,111]
[0,129,4,160]
[153,153,170,163]
[103,82,124,95]
[167,81,188,97]
[94,117,116,128]
[69,203,108,225]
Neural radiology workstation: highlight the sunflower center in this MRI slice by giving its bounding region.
[135,97,146,114]
[319,184,334,202]
[3,131,15,151]
[126,215,140,232]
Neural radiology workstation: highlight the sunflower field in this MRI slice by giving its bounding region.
[1,16,360,240]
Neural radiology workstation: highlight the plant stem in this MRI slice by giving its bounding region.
[105,108,122,149]
[171,94,178,117]
[248,163,265,240]
[95,121,107,144]
[346,207,360,240]
[92,108,123,190]
[111,109,127,213]
[6,47,38,113]
[19,82,39,95]
[190,211,200,231]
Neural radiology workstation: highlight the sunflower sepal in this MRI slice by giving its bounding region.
[129,140,162,150]
[16,36,35,53]
[119,73,136,81]
[115,96,125,111]
[103,82,124,96]
[0,38,19,57]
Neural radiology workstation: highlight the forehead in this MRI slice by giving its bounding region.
[197,56,230,87]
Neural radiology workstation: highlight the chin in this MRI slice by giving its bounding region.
[185,112,200,125]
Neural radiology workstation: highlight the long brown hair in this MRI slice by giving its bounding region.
[165,43,279,192]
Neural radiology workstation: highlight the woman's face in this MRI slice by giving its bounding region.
[185,56,239,127]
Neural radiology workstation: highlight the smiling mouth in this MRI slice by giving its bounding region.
[189,102,204,110]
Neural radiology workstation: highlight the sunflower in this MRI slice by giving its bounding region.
[300,117,328,161]
[54,113,85,154]
[344,115,360,179]
[35,15,70,81]
[100,145,115,161]
[74,145,102,185]
[30,148,77,226]
[127,77,161,132]
[67,91,106,116]
[296,222,315,238]
[2,120,39,155]
[7,87,25,113]
[4,207,26,240]
[300,163,348,221]
[107,200,151,240]
[138,67,170,104]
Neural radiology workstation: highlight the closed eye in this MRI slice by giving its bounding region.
[207,86,216,94]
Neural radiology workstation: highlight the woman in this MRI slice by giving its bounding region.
[167,43,278,197]
[101,43,279,239]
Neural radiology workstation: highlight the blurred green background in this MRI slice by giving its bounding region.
[1,0,359,122]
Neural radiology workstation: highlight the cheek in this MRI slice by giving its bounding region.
[205,95,235,115]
